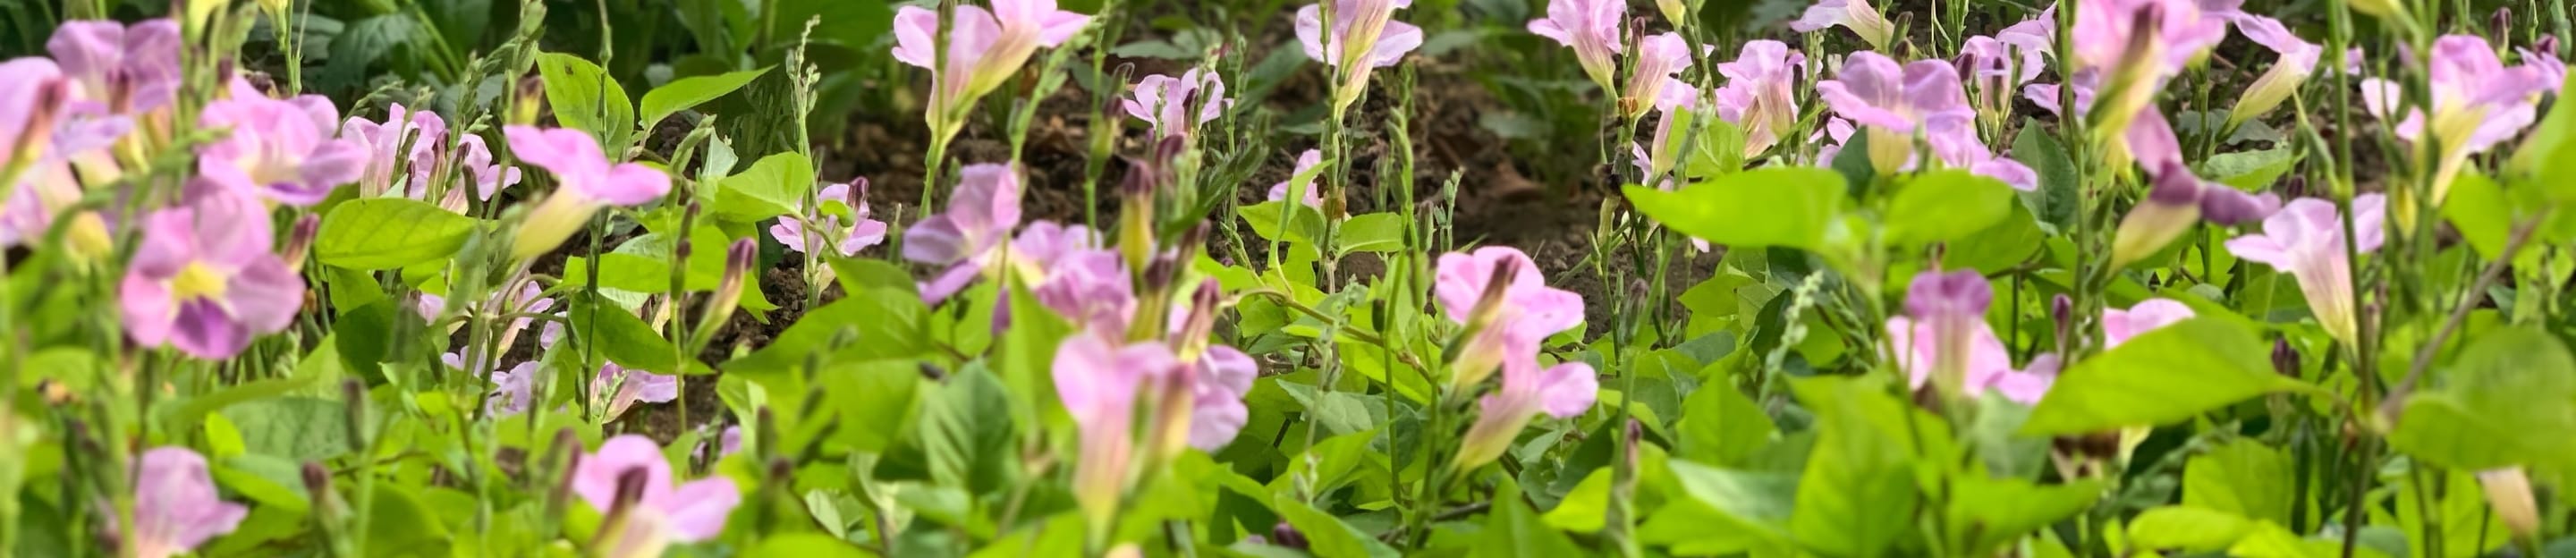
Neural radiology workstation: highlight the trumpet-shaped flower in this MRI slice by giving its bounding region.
[2225,14,2323,126]
[2071,0,2234,146]
[1621,33,1697,119]
[1526,0,1625,89]
[111,447,247,558]
[1456,358,1596,469]
[572,435,741,558]
[504,126,671,259]
[441,356,538,418]
[2105,298,2195,348]
[1124,68,1233,139]
[1035,249,1135,334]
[1885,270,2059,403]
[771,181,891,262]
[1269,149,1325,207]
[1711,40,1806,157]
[1962,30,2046,123]
[1790,0,1895,50]
[1055,333,1180,528]
[1188,345,1258,451]
[1,58,66,163]
[595,363,681,420]
[341,103,449,198]
[1297,0,1422,110]
[1820,52,2034,187]
[903,164,1024,303]
[2224,195,2385,345]
[892,0,1093,121]
[197,95,369,206]
[1433,247,1585,389]
[48,19,181,114]
[121,185,304,359]
[2360,36,2560,214]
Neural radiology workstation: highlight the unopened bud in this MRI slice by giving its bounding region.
[2111,163,2206,268]
[2479,468,2542,539]
[2201,189,2281,226]
[1271,521,1309,550]
[2491,8,2513,41]
[2050,293,2074,334]
[2271,338,2300,378]
[513,76,546,126]
[2538,36,2561,58]
[283,215,319,266]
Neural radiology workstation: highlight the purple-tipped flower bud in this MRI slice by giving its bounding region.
[513,76,546,126]
[2050,294,2074,328]
[2200,189,2283,226]
[2113,163,2209,268]
[281,215,319,267]
[2538,35,2561,58]
[845,177,869,210]
[2271,338,2300,377]
[2491,8,2513,41]
[1271,521,1309,550]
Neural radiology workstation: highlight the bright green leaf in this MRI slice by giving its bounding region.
[1886,170,2014,246]
[2390,326,2576,471]
[1626,167,1847,250]
[315,199,479,270]
[535,52,635,149]
[640,67,771,130]
[714,152,818,222]
[2023,318,2309,435]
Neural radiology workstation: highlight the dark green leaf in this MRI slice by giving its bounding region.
[1472,481,1587,557]
[2012,119,2080,230]
[2183,440,2293,525]
[564,292,684,375]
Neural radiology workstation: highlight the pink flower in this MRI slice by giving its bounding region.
[2072,0,2233,79]
[1123,69,1233,139]
[0,57,66,162]
[1789,0,1894,49]
[2105,298,2195,348]
[2224,195,2385,345]
[1526,0,1625,89]
[1433,247,1585,389]
[47,19,181,115]
[892,0,1093,120]
[505,126,671,259]
[902,164,1024,303]
[1821,52,2035,188]
[2225,14,2323,125]
[440,356,538,417]
[1268,149,1325,207]
[340,103,451,198]
[572,435,741,556]
[1885,270,2058,403]
[717,426,743,457]
[1456,357,1596,469]
[1187,345,1257,451]
[1054,333,1181,527]
[770,181,891,266]
[121,185,305,359]
[1297,0,1422,110]
[1035,249,1134,334]
[1961,29,2046,123]
[1711,40,1806,157]
[595,363,681,420]
[1621,33,1697,119]
[196,95,369,206]
[2361,36,2560,210]
[112,447,248,558]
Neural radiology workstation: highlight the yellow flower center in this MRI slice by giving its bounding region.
[169,262,229,301]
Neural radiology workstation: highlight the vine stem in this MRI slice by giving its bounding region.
[2380,213,2547,417]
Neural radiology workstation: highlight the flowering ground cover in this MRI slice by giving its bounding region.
[1,0,2573,555]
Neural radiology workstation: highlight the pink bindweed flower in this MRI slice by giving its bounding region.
[1711,40,1806,157]
[2105,298,2195,348]
[48,19,181,115]
[454,133,523,203]
[1885,270,2058,403]
[1123,68,1233,140]
[2225,14,2323,126]
[196,95,369,206]
[771,180,892,272]
[1810,116,1856,165]
[1187,344,1258,451]
[595,363,680,421]
[440,356,538,418]
[893,0,1094,123]
[2361,36,2560,213]
[1,57,67,164]
[903,164,1025,303]
[111,447,248,558]
[505,126,672,259]
[1035,249,1135,334]
[1620,33,1697,120]
[1961,30,2046,125]
[1790,0,1894,49]
[121,184,305,359]
[572,435,741,557]
[2224,195,2385,345]
[1526,0,1625,90]
[340,103,451,198]
[1297,0,1423,110]
[1268,149,1325,207]
[1055,332,1180,528]
[1433,247,1585,389]
[2072,0,2234,146]
[1820,52,2037,188]
[1455,357,1596,469]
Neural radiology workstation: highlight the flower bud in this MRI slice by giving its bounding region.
[2479,468,2540,539]
[282,215,320,267]
[2270,338,2300,378]
[2111,164,2206,268]
[2490,8,2512,42]
[513,76,547,126]
[64,212,114,271]
[1656,0,1688,30]
[1271,521,1309,550]
[699,239,757,339]
[1450,263,1521,389]
[2199,189,2281,226]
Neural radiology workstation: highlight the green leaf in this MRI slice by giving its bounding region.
[2199,148,2301,191]
[639,67,770,130]
[1789,376,1926,557]
[2127,506,2256,552]
[2390,326,2576,470]
[1240,200,1327,245]
[1679,384,1775,466]
[1665,461,1799,536]
[535,52,635,149]
[315,199,478,270]
[2507,72,2576,197]
[774,0,897,49]
[2183,440,2294,525]
[713,152,818,222]
[1885,170,2014,246]
[563,225,775,310]
[723,288,929,379]
[1335,213,1408,253]
[2022,318,2309,435]
[2012,119,2080,231]
[1679,114,1749,179]
[1474,481,1587,557]
[1540,469,1613,533]
[221,397,352,462]
[1945,478,2104,554]
[1626,167,1847,250]
[745,533,875,557]
[1275,496,1401,558]
[822,359,925,452]
[919,366,1016,494]
[564,292,684,375]
[365,485,453,558]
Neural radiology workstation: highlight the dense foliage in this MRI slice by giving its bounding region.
[2,0,2574,556]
